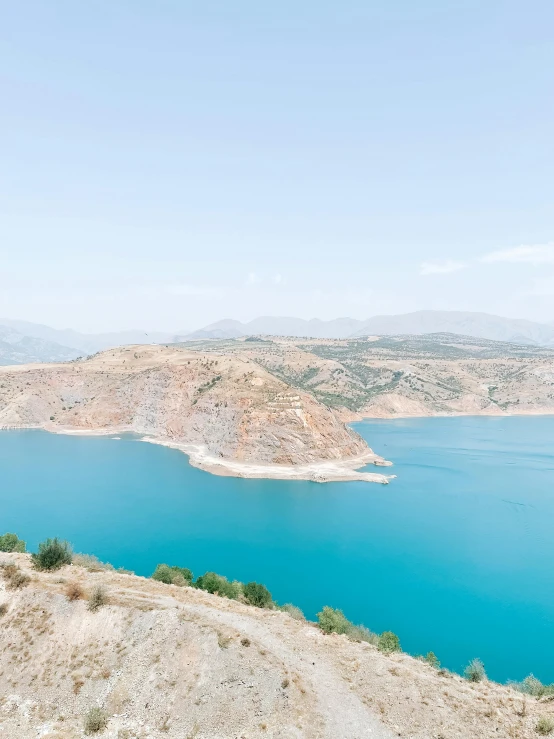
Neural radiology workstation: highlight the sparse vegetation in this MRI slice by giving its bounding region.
[277,603,305,620]
[152,563,193,586]
[315,607,374,643]
[0,532,26,552]
[32,538,72,570]
[515,674,554,698]
[84,706,108,734]
[464,658,486,683]
[424,651,440,669]
[87,585,108,612]
[195,571,243,600]
[0,562,30,589]
[73,553,114,572]
[0,603,8,616]
[536,716,554,735]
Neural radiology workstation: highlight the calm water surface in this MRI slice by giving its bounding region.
[1,417,554,683]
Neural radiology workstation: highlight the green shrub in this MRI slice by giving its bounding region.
[378,631,401,654]
[243,581,272,608]
[277,603,305,620]
[317,606,351,635]
[536,716,554,736]
[424,651,440,669]
[520,674,545,697]
[0,533,26,553]
[464,658,486,682]
[87,585,108,612]
[195,572,242,599]
[152,563,193,586]
[84,706,108,734]
[516,674,554,698]
[32,538,72,570]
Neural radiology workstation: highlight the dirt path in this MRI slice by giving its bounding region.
[129,586,394,739]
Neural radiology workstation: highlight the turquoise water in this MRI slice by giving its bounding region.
[1,417,554,683]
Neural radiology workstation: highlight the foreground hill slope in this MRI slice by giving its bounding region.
[0,345,389,482]
[0,553,550,738]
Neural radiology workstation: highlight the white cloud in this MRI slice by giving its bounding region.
[419,260,467,276]
[480,243,554,265]
[273,273,282,285]
[246,272,261,285]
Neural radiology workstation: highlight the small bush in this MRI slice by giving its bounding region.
[152,563,193,586]
[32,538,72,571]
[244,581,272,608]
[1,562,30,589]
[0,603,8,616]
[84,706,108,734]
[65,581,84,601]
[378,631,401,654]
[195,572,242,600]
[277,603,305,620]
[464,658,486,683]
[536,716,554,736]
[317,606,351,635]
[425,651,440,669]
[347,625,379,645]
[87,585,108,612]
[73,554,114,572]
[0,532,26,553]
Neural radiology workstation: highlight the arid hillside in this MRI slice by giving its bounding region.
[0,345,390,483]
[0,552,551,739]
[179,333,554,419]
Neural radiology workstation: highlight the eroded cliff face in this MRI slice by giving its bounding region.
[0,345,376,474]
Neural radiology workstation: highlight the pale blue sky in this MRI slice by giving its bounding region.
[1,1,553,331]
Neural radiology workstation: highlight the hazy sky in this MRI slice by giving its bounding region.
[1,1,553,332]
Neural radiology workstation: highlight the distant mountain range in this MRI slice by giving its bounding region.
[0,325,82,365]
[3,310,554,366]
[181,311,554,346]
[0,319,178,362]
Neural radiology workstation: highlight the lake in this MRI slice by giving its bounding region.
[1,416,554,683]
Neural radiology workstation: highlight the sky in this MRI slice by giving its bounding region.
[1,1,553,332]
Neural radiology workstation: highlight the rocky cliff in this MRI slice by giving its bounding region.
[0,345,390,482]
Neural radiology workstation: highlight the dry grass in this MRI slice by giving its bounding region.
[65,581,84,601]
[1,562,30,589]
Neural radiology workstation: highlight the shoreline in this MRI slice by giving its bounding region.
[4,407,554,483]
[2,422,395,484]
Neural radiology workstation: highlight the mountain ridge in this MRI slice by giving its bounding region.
[182,311,554,346]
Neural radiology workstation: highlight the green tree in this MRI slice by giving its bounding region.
[31,538,72,570]
[0,533,26,553]
[243,581,272,608]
